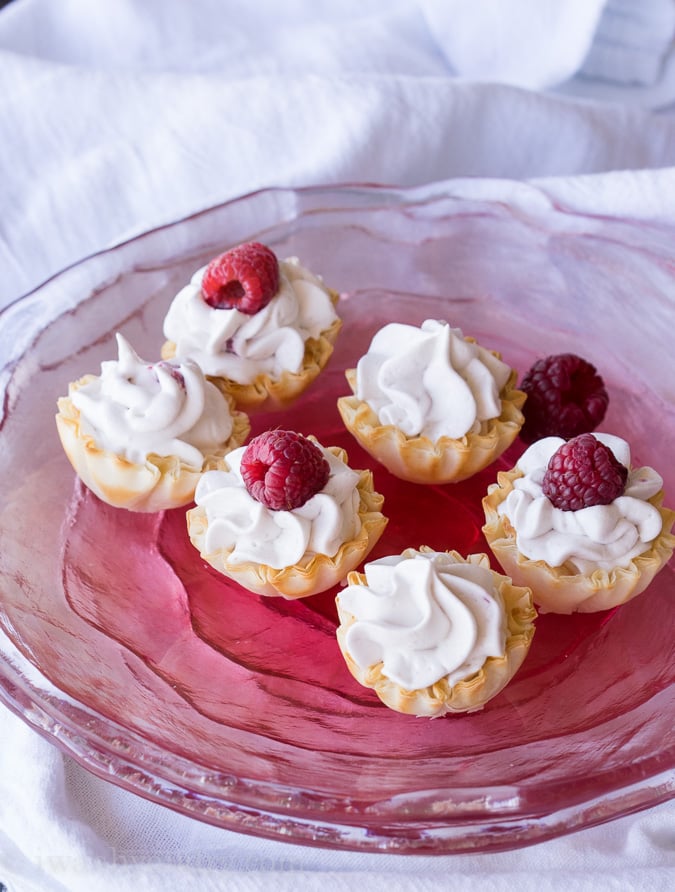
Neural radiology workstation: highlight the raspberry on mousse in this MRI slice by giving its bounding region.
[542,433,628,511]
[482,432,674,613]
[201,242,280,315]
[186,430,388,599]
[240,430,331,511]
[161,241,342,411]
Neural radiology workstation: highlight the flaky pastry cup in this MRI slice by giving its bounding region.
[56,376,251,513]
[186,445,388,599]
[162,292,342,412]
[482,467,675,614]
[335,548,536,717]
[337,365,526,484]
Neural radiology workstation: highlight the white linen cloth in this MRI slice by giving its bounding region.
[0,1,674,890]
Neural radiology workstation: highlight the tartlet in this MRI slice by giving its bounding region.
[161,242,342,411]
[482,434,675,613]
[335,548,536,717]
[337,319,525,484]
[187,433,388,599]
[56,335,250,512]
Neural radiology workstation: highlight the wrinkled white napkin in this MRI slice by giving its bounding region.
[1,700,674,892]
[418,0,608,89]
[1,1,674,891]
[565,0,675,104]
[2,0,675,302]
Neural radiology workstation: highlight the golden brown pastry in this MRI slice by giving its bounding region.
[482,433,675,613]
[161,241,342,411]
[187,431,387,598]
[335,548,536,716]
[56,334,249,512]
[338,319,525,483]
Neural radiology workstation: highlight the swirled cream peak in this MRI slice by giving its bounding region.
[194,444,362,569]
[338,551,507,690]
[355,319,511,440]
[499,433,664,573]
[70,334,234,467]
[162,256,339,383]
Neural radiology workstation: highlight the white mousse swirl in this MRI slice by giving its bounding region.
[498,434,664,574]
[162,256,339,383]
[70,334,234,467]
[338,551,507,690]
[355,319,511,441]
[194,445,362,569]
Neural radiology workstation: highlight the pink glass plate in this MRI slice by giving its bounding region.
[0,182,673,855]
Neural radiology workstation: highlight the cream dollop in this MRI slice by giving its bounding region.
[338,551,507,690]
[354,319,511,441]
[162,256,339,383]
[194,444,362,569]
[498,434,664,573]
[71,334,234,467]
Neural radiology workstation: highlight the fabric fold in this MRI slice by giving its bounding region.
[1,1,675,890]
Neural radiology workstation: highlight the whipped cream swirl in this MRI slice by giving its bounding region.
[355,319,511,441]
[71,334,234,467]
[498,434,664,574]
[163,256,339,383]
[339,551,507,690]
[194,445,362,569]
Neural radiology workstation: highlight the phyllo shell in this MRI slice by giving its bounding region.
[186,445,387,598]
[56,375,250,512]
[336,549,536,717]
[337,365,525,484]
[482,467,675,614]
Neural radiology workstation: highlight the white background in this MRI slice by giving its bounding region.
[0,1,674,890]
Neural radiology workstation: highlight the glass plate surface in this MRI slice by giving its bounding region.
[0,182,673,855]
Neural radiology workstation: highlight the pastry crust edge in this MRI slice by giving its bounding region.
[335,548,536,717]
[336,362,525,484]
[55,376,250,512]
[186,444,388,599]
[482,466,675,614]
[162,292,342,412]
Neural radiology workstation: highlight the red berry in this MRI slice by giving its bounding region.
[240,430,331,511]
[520,353,608,444]
[201,242,279,315]
[542,433,627,511]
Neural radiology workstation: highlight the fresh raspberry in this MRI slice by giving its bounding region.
[240,430,331,511]
[201,242,279,315]
[542,433,627,511]
[519,353,608,444]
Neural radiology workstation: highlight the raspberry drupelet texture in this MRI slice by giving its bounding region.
[240,430,331,511]
[201,242,280,314]
[520,353,608,444]
[542,433,628,512]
